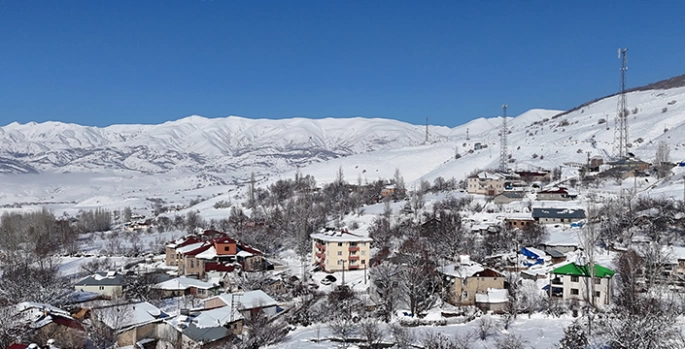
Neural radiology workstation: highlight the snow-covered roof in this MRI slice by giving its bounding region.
[471,171,505,180]
[154,276,218,290]
[206,290,278,310]
[195,246,218,260]
[175,242,206,254]
[193,305,243,328]
[99,301,163,330]
[523,247,547,259]
[237,250,254,257]
[311,230,372,243]
[475,288,509,304]
[75,271,124,286]
[438,262,485,279]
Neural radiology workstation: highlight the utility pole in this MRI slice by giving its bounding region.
[466,128,470,140]
[500,105,508,172]
[613,48,629,159]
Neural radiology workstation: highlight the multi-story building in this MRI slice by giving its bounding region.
[438,255,505,307]
[467,171,506,196]
[165,231,264,279]
[550,262,614,306]
[311,229,372,272]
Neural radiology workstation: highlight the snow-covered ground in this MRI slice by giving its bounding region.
[277,313,575,349]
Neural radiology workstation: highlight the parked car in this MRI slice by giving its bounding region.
[320,275,337,285]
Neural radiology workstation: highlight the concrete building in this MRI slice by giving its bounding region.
[550,262,614,306]
[536,187,578,201]
[74,271,125,298]
[493,191,526,205]
[311,229,372,272]
[467,171,506,196]
[532,208,586,225]
[438,255,505,308]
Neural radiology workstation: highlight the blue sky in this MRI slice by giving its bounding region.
[1,1,684,127]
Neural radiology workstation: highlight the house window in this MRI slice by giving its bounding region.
[361,251,366,256]
[362,260,366,264]
[338,242,343,247]
[571,289,579,295]
[571,276,579,282]
[191,260,194,268]
[594,278,601,284]
[224,246,229,252]
[337,260,342,265]
[594,291,601,297]
[337,251,342,256]
[99,286,105,290]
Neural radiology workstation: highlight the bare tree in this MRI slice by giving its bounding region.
[495,334,527,349]
[361,319,385,349]
[390,323,415,349]
[477,316,495,341]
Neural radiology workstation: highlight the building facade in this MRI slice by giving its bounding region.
[550,262,614,306]
[311,230,372,272]
[467,172,506,196]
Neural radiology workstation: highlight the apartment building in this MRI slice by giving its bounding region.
[467,171,506,196]
[311,229,372,272]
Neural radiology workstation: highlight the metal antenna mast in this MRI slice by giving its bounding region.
[500,104,508,172]
[613,48,629,159]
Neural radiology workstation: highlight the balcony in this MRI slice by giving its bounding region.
[349,255,360,261]
[348,264,360,270]
[551,278,563,285]
[315,251,325,260]
[348,246,360,252]
[316,243,326,251]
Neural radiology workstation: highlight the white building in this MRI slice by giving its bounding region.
[550,262,615,306]
[467,171,506,196]
[74,271,124,298]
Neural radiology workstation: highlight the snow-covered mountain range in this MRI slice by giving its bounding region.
[2,75,685,178]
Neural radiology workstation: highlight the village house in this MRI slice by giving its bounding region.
[154,276,219,299]
[536,187,578,201]
[588,155,604,172]
[514,170,551,184]
[161,304,243,347]
[549,262,614,306]
[532,208,586,225]
[380,184,396,198]
[204,290,279,320]
[311,229,372,272]
[74,271,125,298]
[504,214,536,229]
[92,301,166,347]
[467,171,506,196]
[493,191,526,205]
[165,231,265,279]
[17,302,86,348]
[438,255,506,310]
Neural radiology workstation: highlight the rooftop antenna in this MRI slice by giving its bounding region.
[500,104,508,172]
[613,48,629,159]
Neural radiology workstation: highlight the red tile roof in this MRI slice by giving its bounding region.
[204,262,237,273]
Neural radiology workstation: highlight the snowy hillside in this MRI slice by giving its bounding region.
[0,116,452,174]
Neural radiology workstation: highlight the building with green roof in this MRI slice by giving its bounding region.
[549,262,615,306]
